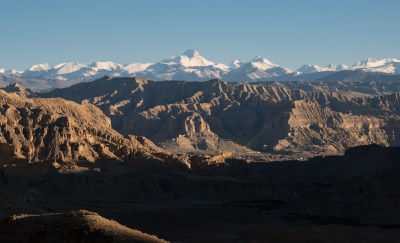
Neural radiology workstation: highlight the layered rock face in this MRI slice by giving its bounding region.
[39,77,400,154]
[0,89,189,168]
[278,99,391,152]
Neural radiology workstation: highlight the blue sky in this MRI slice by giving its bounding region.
[1,0,399,70]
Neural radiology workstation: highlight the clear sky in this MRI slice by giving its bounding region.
[1,0,399,71]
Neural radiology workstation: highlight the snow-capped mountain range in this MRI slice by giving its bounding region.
[3,49,400,83]
[295,64,349,74]
[0,68,23,75]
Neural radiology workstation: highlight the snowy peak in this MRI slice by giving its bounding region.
[223,56,291,81]
[122,63,153,74]
[182,49,200,58]
[296,64,348,74]
[250,56,274,65]
[229,60,242,69]
[324,64,348,71]
[89,61,120,70]
[27,63,53,72]
[352,58,379,67]
[0,68,23,75]
[246,56,292,74]
[336,64,349,70]
[296,64,321,74]
[352,58,400,68]
[53,62,87,74]
[351,58,400,74]
[246,56,280,71]
[162,49,216,67]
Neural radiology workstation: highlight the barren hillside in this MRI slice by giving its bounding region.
[39,77,400,155]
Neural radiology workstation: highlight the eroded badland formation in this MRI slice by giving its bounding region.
[39,77,400,157]
[1,77,400,242]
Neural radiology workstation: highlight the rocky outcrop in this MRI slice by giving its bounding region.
[0,89,189,169]
[0,210,167,243]
[277,100,391,152]
[1,82,33,97]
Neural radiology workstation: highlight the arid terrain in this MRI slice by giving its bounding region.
[0,77,400,242]
[3,0,400,241]
[30,76,400,159]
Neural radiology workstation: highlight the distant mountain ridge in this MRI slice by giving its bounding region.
[2,50,400,86]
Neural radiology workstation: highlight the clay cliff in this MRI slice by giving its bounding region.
[0,89,189,169]
[38,77,400,155]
